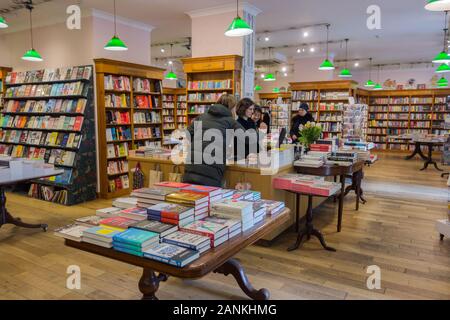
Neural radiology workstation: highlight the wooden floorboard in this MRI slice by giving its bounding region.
[0,152,449,300]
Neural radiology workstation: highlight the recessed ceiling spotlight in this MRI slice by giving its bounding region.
[297,48,301,53]
[260,73,265,78]
[302,48,306,52]
[310,47,315,52]
[303,31,309,38]
[354,62,359,67]
[161,48,165,53]
[168,60,173,65]
[282,66,287,72]
[284,72,288,77]
[264,36,270,42]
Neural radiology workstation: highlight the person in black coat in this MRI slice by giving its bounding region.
[183,94,247,187]
[290,103,315,143]
[235,98,259,157]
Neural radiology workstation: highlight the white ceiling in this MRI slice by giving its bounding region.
[0,0,445,68]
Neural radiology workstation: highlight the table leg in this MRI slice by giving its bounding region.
[442,172,450,178]
[295,193,300,233]
[338,174,345,233]
[288,195,336,252]
[138,268,168,300]
[214,258,270,300]
[406,142,428,161]
[420,145,443,172]
[440,234,445,241]
[0,186,48,231]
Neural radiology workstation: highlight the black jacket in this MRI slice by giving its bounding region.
[290,113,315,140]
[236,117,259,156]
[237,117,257,131]
[183,104,245,187]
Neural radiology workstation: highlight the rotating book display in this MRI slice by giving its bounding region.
[0,65,97,205]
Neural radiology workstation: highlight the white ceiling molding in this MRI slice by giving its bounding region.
[90,9,154,32]
[185,2,261,18]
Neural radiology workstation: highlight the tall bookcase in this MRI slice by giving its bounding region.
[290,81,358,139]
[162,87,187,134]
[258,92,292,132]
[94,59,165,199]
[258,92,292,114]
[367,89,450,151]
[181,55,242,124]
[0,67,12,111]
[0,65,97,205]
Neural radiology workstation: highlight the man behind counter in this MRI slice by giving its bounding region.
[290,103,315,143]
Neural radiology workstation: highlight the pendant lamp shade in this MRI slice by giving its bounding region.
[264,73,276,81]
[339,68,352,78]
[425,0,450,11]
[104,0,128,51]
[373,83,383,90]
[0,16,8,28]
[319,24,335,71]
[437,76,449,87]
[165,71,177,80]
[22,3,42,62]
[365,80,376,88]
[254,85,262,91]
[436,63,450,73]
[273,87,280,93]
[432,51,450,64]
[225,0,253,37]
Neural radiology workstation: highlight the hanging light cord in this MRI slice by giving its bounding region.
[170,44,174,71]
[369,57,372,80]
[114,0,117,36]
[345,39,349,69]
[236,0,239,17]
[325,24,330,59]
[443,11,448,52]
[27,3,34,49]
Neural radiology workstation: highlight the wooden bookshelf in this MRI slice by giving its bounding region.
[162,87,187,134]
[290,80,358,139]
[367,88,450,152]
[0,67,12,111]
[94,59,165,199]
[181,55,242,124]
[0,65,97,205]
[258,92,292,114]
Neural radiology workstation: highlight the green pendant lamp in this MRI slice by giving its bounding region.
[225,0,253,37]
[104,0,128,51]
[254,85,262,91]
[432,11,450,63]
[373,65,383,90]
[425,0,450,11]
[365,58,375,87]
[165,44,178,80]
[339,39,353,78]
[264,73,276,81]
[272,87,280,93]
[437,76,449,87]
[0,16,8,28]
[436,63,450,73]
[319,24,335,70]
[22,3,43,62]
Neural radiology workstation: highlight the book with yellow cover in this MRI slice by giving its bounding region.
[166,192,208,206]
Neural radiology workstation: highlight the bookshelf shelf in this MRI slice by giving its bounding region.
[0,65,97,205]
[95,59,165,199]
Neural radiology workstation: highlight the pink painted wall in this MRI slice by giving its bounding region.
[294,57,334,82]
[191,11,243,57]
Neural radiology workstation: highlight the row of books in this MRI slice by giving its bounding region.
[320,115,343,122]
[410,121,430,128]
[104,75,131,91]
[29,184,69,205]
[389,114,409,120]
[188,105,210,114]
[367,128,387,134]
[106,127,132,142]
[0,130,82,149]
[187,80,232,90]
[187,93,222,102]
[387,129,408,135]
[105,94,130,108]
[0,115,84,132]
[108,175,130,192]
[107,142,129,159]
[135,95,160,109]
[320,92,349,100]
[369,114,388,120]
[321,122,342,132]
[162,102,175,109]
[163,109,174,116]
[6,66,92,84]
[274,174,341,196]
[1,145,76,167]
[317,103,345,111]
[41,168,73,185]
[410,114,432,120]
[106,111,131,125]
[292,90,318,101]
[135,127,161,139]
[4,98,87,114]
[134,111,161,124]
[107,160,129,176]
[387,121,408,128]
[5,82,86,98]
[134,78,162,93]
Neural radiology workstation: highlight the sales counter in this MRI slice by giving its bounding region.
[127,155,327,242]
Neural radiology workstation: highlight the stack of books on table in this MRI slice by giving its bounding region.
[130,187,172,207]
[204,215,242,239]
[210,200,254,232]
[146,202,195,227]
[54,224,90,242]
[96,207,121,218]
[82,226,123,248]
[326,151,357,166]
[112,228,159,257]
[180,220,229,248]
[221,189,235,200]
[166,192,209,220]
[75,215,102,227]
[112,197,138,209]
[291,175,341,197]
[181,185,223,207]
[154,181,191,192]
[143,242,200,267]
[250,201,266,225]
[99,216,137,231]
[161,231,211,254]
[310,143,332,152]
[232,191,254,201]
[294,152,327,168]
[118,207,148,221]
[130,220,178,239]
[258,200,285,216]
[273,173,304,190]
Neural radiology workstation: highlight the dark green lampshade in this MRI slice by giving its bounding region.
[165,71,177,80]
[432,51,450,64]
[339,68,352,78]
[264,73,276,81]
[436,63,450,73]
[225,16,253,37]
[22,48,43,62]
[104,35,128,51]
[373,83,383,90]
[0,16,8,28]
[425,0,450,11]
[254,85,262,91]
[437,76,449,87]
[319,59,335,70]
[364,80,375,88]
[272,87,280,93]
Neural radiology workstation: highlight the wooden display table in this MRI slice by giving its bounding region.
[65,209,290,300]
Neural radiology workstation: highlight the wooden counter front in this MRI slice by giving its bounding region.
[128,156,326,241]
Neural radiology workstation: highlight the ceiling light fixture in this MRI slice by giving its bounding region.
[284,72,288,77]
[0,16,8,28]
[22,1,43,62]
[436,63,450,73]
[354,62,359,67]
[297,48,301,53]
[282,66,287,72]
[165,44,178,80]
[264,73,276,81]
[260,73,265,79]
[432,11,450,63]
[437,76,449,87]
[373,65,383,90]
[339,39,352,78]
[425,0,450,11]
[104,0,128,51]
[310,47,315,52]
[303,31,309,37]
[319,24,335,70]
[225,0,253,37]
[365,58,375,87]
[254,85,262,91]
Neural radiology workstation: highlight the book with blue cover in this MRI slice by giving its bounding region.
[113,228,159,247]
[143,243,200,267]
[113,245,144,257]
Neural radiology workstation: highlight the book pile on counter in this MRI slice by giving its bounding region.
[55,181,285,268]
[273,174,341,196]
[294,150,359,168]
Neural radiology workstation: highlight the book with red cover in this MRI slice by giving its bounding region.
[154,182,191,189]
[181,185,222,199]
[73,116,84,131]
[99,216,135,230]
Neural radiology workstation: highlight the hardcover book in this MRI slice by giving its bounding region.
[130,220,178,238]
[99,216,136,231]
[143,243,200,267]
[54,224,89,242]
[113,228,159,248]
[180,220,228,242]
[162,231,211,251]
[146,202,195,220]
